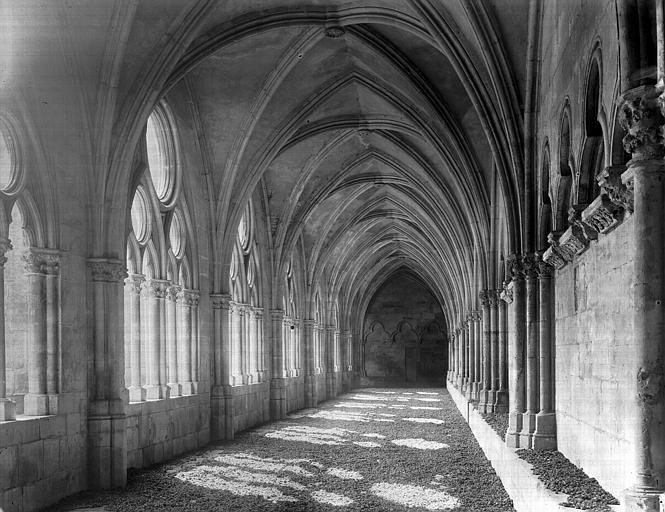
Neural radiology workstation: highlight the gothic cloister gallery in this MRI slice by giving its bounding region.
[1,0,664,510]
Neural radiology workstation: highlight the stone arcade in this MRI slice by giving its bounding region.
[0,1,664,511]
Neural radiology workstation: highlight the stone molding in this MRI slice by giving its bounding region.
[619,85,665,161]
[211,293,231,309]
[24,248,60,275]
[166,284,182,302]
[89,258,127,282]
[0,237,12,266]
[147,279,169,299]
[126,273,145,295]
[581,194,623,235]
[597,165,633,214]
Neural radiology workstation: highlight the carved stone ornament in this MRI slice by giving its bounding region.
[0,237,12,266]
[126,274,145,295]
[89,258,127,282]
[558,224,588,257]
[506,253,525,281]
[637,360,664,405]
[597,165,633,214]
[500,282,514,304]
[166,284,182,302]
[148,280,169,299]
[211,293,231,309]
[324,26,346,38]
[488,290,501,308]
[536,251,555,278]
[479,289,491,307]
[522,252,540,279]
[568,204,598,242]
[619,85,665,161]
[581,194,623,234]
[25,249,60,275]
[542,245,566,270]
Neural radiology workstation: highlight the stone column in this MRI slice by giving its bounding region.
[520,253,539,448]
[87,258,128,489]
[462,323,470,393]
[474,311,482,394]
[210,294,233,440]
[533,257,556,449]
[247,306,257,384]
[303,319,317,407]
[229,301,242,385]
[455,327,464,388]
[490,290,501,411]
[144,280,168,400]
[466,315,476,399]
[166,284,181,397]
[478,290,492,412]
[325,325,334,399]
[24,249,59,415]
[241,304,250,384]
[255,308,264,381]
[126,274,146,402]
[453,333,459,385]
[505,255,526,448]
[0,238,15,420]
[494,293,509,412]
[177,289,193,395]
[270,309,286,419]
[619,85,665,511]
[189,290,199,393]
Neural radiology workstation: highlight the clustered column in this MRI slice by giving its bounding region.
[24,248,60,415]
[0,238,14,420]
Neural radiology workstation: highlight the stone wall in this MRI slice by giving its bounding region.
[362,272,447,386]
[554,217,636,498]
[126,394,210,470]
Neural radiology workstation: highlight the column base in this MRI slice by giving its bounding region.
[505,411,523,448]
[167,383,181,397]
[0,398,16,421]
[455,375,463,388]
[128,386,145,403]
[493,389,509,413]
[478,389,495,413]
[623,486,664,512]
[519,411,537,448]
[24,393,49,415]
[532,412,557,450]
[465,382,477,400]
[144,385,169,400]
[180,382,194,396]
[191,381,199,394]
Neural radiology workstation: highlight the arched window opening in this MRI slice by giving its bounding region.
[4,204,30,415]
[557,112,574,230]
[579,58,604,204]
[145,104,179,206]
[539,144,553,249]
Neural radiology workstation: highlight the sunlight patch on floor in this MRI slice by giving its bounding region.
[371,482,460,510]
[403,417,445,425]
[391,438,449,450]
[311,490,354,506]
[327,468,364,480]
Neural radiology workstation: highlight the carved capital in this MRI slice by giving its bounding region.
[619,86,665,161]
[177,289,199,307]
[479,289,491,308]
[500,283,514,304]
[581,194,623,234]
[211,293,231,310]
[568,204,599,242]
[522,252,540,279]
[126,273,145,295]
[506,253,525,281]
[270,309,285,322]
[0,237,12,266]
[559,224,588,259]
[535,251,554,278]
[148,279,169,299]
[25,249,60,275]
[597,165,633,214]
[88,258,127,282]
[166,284,182,302]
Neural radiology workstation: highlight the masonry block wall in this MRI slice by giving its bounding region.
[554,218,636,498]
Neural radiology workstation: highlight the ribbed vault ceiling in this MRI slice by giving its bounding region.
[158,0,527,329]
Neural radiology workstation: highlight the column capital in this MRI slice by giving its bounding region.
[506,253,525,281]
[166,284,182,302]
[479,289,492,308]
[25,248,60,275]
[0,237,11,266]
[88,258,126,282]
[500,282,514,304]
[619,85,665,162]
[270,308,284,321]
[522,252,540,279]
[536,251,555,278]
[148,279,169,299]
[177,288,199,306]
[303,318,315,328]
[211,293,231,309]
[125,273,145,294]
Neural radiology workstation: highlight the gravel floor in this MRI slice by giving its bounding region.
[48,388,514,512]
[478,411,509,440]
[516,450,619,511]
